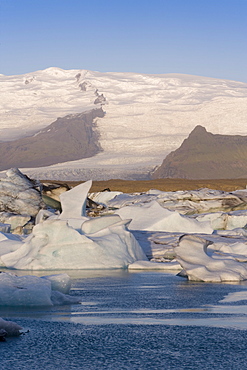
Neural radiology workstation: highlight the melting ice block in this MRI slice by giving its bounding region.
[0,217,147,270]
[0,317,22,336]
[174,235,247,282]
[0,272,79,306]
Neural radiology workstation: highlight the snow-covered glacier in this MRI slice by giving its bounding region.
[1,68,247,180]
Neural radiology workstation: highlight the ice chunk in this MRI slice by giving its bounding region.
[35,209,58,224]
[0,317,22,336]
[42,273,71,294]
[1,217,147,270]
[0,212,31,231]
[59,180,92,219]
[0,168,43,216]
[0,272,79,306]
[174,235,247,282]
[0,272,53,306]
[0,232,23,258]
[115,200,213,234]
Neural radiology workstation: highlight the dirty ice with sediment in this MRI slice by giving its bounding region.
[1,67,247,180]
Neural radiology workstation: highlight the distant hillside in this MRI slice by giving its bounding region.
[0,108,104,171]
[151,125,247,179]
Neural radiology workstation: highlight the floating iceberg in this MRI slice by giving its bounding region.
[0,168,43,217]
[0,272,79,306]
[115,200,213,234]
[0,317,22,336]
[174,235,247,282]
[0,217,146,270]
[0,179,147,270]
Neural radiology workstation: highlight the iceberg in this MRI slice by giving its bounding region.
[59,180,92,219]
[174,235,247,282]
[115,200,213,234]
[0,317,22,337]
[0,168,43,217]
[0,217,146,270]
[0,179,147,270]
[0,271,79,306]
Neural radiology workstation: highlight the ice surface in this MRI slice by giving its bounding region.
[81,214,123,234]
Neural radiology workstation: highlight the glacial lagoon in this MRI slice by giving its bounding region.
[1,269,247,369]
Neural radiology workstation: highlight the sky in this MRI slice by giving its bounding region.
[0,0,247,82]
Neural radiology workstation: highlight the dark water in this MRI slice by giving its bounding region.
[1,270,247,369]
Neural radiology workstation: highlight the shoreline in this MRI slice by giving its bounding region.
[41,178,247,193]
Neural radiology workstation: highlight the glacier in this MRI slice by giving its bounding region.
[1,68,247,180]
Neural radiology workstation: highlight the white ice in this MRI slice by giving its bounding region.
[174,235,247,282]
[115,200,213,234]
[0,271,79,306]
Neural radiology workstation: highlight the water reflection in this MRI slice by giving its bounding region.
[2,270,247,369]
[1,270,247,331]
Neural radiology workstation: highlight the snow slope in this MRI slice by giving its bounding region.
[1,67,247,180]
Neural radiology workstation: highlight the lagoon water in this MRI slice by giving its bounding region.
[1,270,247,369]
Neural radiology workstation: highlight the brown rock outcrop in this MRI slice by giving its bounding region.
[152,125,247,179]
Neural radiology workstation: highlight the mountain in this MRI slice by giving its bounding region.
[0,108,104,171]
[151,126,247,179]
[0,67,247,180]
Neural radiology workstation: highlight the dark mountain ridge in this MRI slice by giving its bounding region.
[0,108,104,170]
[151,125,247,179]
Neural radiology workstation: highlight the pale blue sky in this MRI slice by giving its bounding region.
[0,0,246,82]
